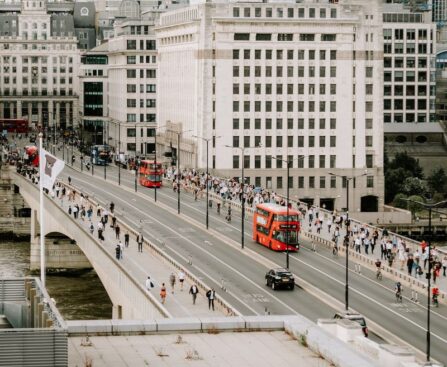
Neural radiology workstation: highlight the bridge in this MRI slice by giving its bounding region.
[9,161,447,365]
[13,171,169,320]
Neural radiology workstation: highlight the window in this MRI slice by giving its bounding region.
[127,69,136,78]
[309,176,315,189]
[127,40,136,50]
[233,155,240,169]
[276,136,283,147]
[366,154,373,168]
[330,136,336,147]
[233,119,239,129]
[278,33,293,41]
[255,155,261,169]
[127,128,136,137]
[233,7,240,17]
[330,175,336,188]
[266,136,272,147]
[287,136,293,147]
[233,66,239,77]
[298,176,304,188]
[244,155,250,169]
[265,155,272,168]
[308,155,315,168]
[322,34,336,41]
[256,33,272,41]
[234,33,250,41]
[319,136,326,147]
[319,155,325,168]
[319,176,326,189]
[233,49,239,59]
[276,155,283,169]
[277,177,283,190]
[367,176,374,188]
[366,136,373,147]
[300,34,315,41]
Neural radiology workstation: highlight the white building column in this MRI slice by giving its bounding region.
[66,102,70,128]
[38,102,43,127]
[0,103,4,119]
[48,100,54,129]
[17,101,22,119]
[55,102,60,129]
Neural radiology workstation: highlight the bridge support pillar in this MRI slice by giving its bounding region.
[30,209,38,244]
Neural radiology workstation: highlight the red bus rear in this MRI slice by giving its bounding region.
[253,203,301,252]
[139,160,163,188]
[0,119,29,133]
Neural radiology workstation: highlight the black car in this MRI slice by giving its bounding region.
[265,268,294,290]
[333,312,368,337]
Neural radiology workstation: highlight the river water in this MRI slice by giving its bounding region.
[0,241,112,320]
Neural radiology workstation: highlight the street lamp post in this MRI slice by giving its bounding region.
[194,135,220,230]
[404,198,447,364]
[273,155,305,268]
[118,122,121,186]
[329,171,367,311]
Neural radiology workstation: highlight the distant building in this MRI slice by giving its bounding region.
[0,0,81,131]
[156,0,385,212]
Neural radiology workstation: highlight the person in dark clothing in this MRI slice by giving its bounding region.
[206,288,216,311]
[124,232,130,247]
[115,244,121,260]
[115,224,120,239]
[407,256,414,276]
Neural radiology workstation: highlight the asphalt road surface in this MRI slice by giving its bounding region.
[53,154,447,365]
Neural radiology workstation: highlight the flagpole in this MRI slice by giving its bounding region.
[39,132,45,288]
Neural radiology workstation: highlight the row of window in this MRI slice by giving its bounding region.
[232,155,375,170]
[232,6,338,20]
[232,100,339,113]
[232,49,337,61]
[0,56,73,64]
[126,127,157,137]
[384,113,434,123]
[3,76,73,84]
[126,99,156,108]
[126,39,156,51]
[232,118,370,130]
[0,43,77,51]
[232,83,340,95]
[231,135,373,149]
[232,65,337,79]
[384,56,428,68]
[126,84,156,93]
[0,89,74,96]
[384,99,429,110]
[249,175,374,190]
[383,29,429,41]
[384,85,432,96]
[126,113,156,123]
[126,55,157,64]
[384,70,429,83]
[234,33,336,42]
[384,43,432,54]
[126,69,156,78]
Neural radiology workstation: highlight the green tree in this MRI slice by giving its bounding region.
[402,177,428,197]
[384,151,425,204]
[427,168,447,195]
[407,195,425,219]
[392,193,408,209]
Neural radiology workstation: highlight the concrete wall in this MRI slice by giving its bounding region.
[12,172,169,320]
[30,239,92,272]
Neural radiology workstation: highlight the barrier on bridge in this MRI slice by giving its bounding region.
[302,231,446,304]
[13,172,171,320]
[59,181,238,318]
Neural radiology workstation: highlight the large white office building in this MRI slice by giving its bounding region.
[156,0,384,212]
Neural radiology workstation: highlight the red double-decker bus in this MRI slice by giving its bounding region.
[0,118,29,133]
[139,160,163,188]
[253,203,301,252]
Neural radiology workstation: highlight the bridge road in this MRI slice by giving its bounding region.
[58,163,447,365]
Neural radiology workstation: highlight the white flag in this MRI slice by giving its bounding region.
[40,148,65,191]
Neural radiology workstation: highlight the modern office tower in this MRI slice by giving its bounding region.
[156,0,384,212]
[0,0,81,132]
[382,1,446,170]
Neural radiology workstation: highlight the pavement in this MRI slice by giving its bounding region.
[48,180,224,318]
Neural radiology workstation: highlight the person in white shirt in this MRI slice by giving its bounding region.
[178,270,186,291]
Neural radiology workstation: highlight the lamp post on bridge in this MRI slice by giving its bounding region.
[193,135,221,230]
[404,198,447,364]
[272,155,305,269]
[328,171,368,312]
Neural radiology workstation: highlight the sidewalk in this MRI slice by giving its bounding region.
[300,209,447,293]
[51,181,224,318]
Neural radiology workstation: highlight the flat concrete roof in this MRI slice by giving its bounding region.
[68,331,331,367]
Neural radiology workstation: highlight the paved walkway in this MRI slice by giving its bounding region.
[47,180,223,318]
[300,209,447,293]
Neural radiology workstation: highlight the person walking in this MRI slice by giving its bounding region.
[160,283,167,304]
[206,288,216,311]
[145,276,154,291]
[178,270,185,291]
[442,255,447,277]
[115,244,121,260]
[189,284,199,305]
[137,233,144,253]
[115,224,121,239]
[89,222,94,235]
[118,240,124,259]
[111,215,117,228]
[97,221,104,241]
[169,272,176,294]
[124,232,130,248]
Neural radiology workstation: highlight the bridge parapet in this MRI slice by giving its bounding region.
[12,171,170,320]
